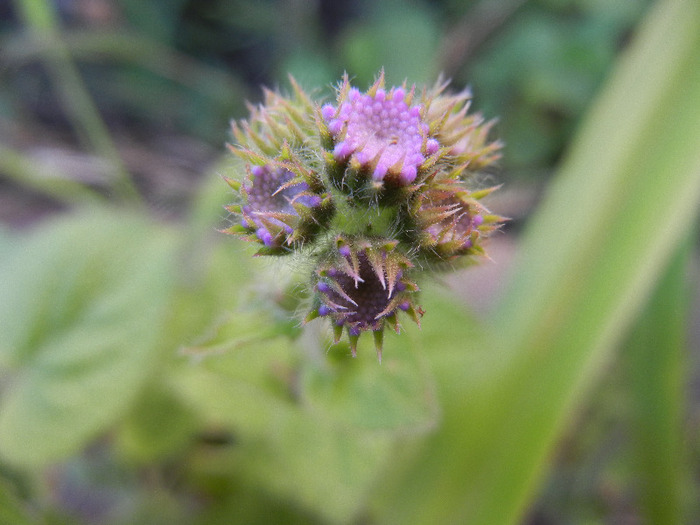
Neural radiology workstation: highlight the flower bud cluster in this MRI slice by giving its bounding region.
[223,72,503,359]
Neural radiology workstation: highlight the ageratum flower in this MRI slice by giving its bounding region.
[224,163,331,253]
[322,76,439,187]
[308,237,421,360]
[410,182,503,262]
[224,72,503,358]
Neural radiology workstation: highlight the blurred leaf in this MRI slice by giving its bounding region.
[464,3,645,170]
[175,318,300,437]
[626,236,693,524]
[0,207,178,467]
[15,0,141,202]
[0,479,34,525]
[115,378,199,463]
[191,479,323,525]
[172,253,478,523]
[1,29,247,143]
[175,330,393,523]
[375,0,700,523]
[341,0,439,86]
[282,49,335,92]
[0,144,106,206]
[118,0,190,45]
[232,411,392,525]
[182,309,298,360]
[113,233,255,463]
[300,336,439,433]
[187,157,240,234]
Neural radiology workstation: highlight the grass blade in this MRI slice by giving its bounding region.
[374,0,700,523]
[626,235,694,524]
[0,144,106,205]
[14,0,142,203]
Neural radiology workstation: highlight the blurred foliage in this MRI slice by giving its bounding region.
[2,1,700,525]
[0,0,651,176]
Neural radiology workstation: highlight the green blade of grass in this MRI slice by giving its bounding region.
[0,29,247,110]
[626,235,693,524]
[0,144,106,205]
[374,0,700,523]
[13,0,141,204]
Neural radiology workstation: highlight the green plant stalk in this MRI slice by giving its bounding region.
[626,235,693,525]
[0,30,247,107]
[13,0,141,204]
[0,144,105,205]
[374,0,700,523]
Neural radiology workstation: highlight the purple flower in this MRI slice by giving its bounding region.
[312,239,422,357]
[411,183,500,261]
[320,253,393,326]
[323,81,439,186]
[239,164,322,249]
[424,200,479,250]
[224,73,504,359]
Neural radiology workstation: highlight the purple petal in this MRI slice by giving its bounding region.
[321,104,336,121]
[256,227,273,247]
[333,141,353,159]
[328,119,343,135]
[399,165,417,184]
[426,138,439,155]
[373,161,389,181]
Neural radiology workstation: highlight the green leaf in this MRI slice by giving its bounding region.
[232,411,392,525]
[0,479,35,525]
[175,329,396,523]
[374,0,700,523]
[115,378,200,463]
[180,366,394,525]
[191,479,324,525]
[626,236,693,524]
[300,335,439,434]
[0,207,178,467]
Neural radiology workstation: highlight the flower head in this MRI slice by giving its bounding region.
[410,183,502,262]
[308,237,421,360]
[232,165,318,249]
[224,72,503,359]
[231,77,318,156]
[322,73,439,187]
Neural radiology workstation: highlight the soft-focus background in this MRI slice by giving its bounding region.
[1,0,653,226]
[2,1,699,524]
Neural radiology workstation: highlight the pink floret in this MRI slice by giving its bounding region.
[322,84,439,186]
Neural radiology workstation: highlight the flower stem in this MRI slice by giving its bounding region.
[14,0,142,205]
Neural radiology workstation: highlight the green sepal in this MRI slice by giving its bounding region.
[230,146,271,167]
[223,176,242,192]
[332,323,344,343]
[304,308,321,323]
[373,329,384,363]
[254,245,291,257]
[220,224,247,236]
[348,330,360,357]
[470,185,501,200]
